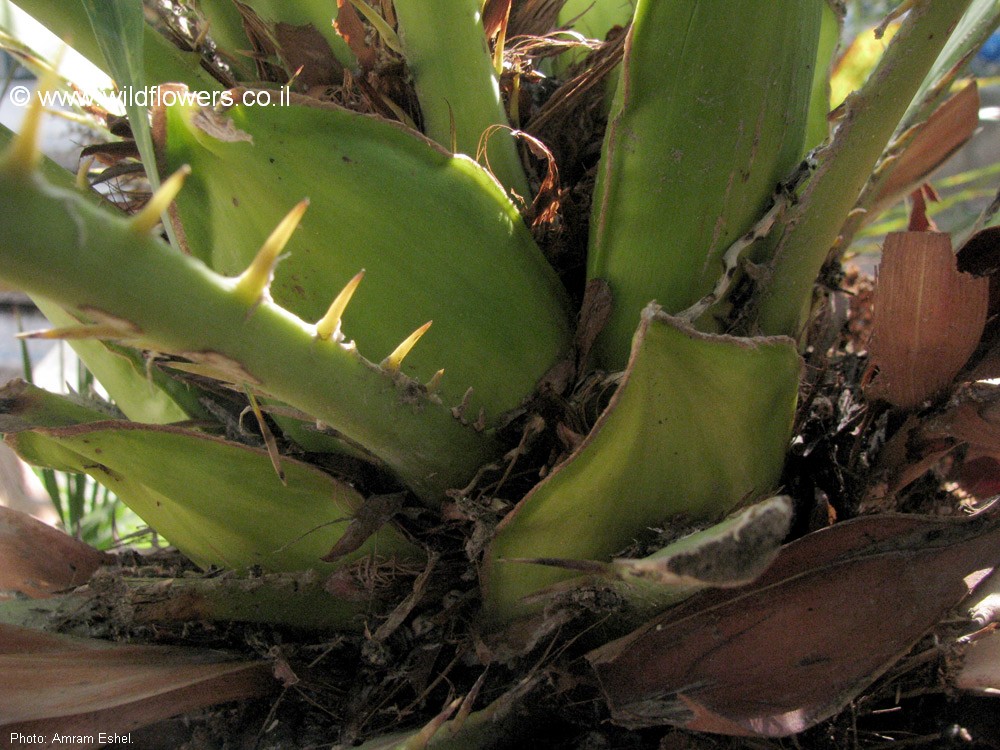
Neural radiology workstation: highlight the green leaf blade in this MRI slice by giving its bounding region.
[587,0,823,367]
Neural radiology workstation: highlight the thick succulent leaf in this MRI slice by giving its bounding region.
[0,379,115,432]
[588,511,1000,736]
[508,496,793,638]
[607,495,792,605]
[587,0,822,366]
[158,95,570,423]
[0,623,273,739]
[5,419,419,572]
[758,0,976,336]
[0,148,498,503]
[482,306,800,621]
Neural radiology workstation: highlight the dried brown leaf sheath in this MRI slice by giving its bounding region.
[866,231,988,408]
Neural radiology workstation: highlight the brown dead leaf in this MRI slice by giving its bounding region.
[907,183,939,232]
[321,492,405,562]
[956,629,1000,694]
[958,226,1000,381]
[0,506,107,599]
[588,511,1000,737]
[0,623,273,743]
[274,23,344,87]
[233,1,286,82]
[335,0,378,70]
[865,232,988,408]
[508,0,564,37]
[869,83,980,218]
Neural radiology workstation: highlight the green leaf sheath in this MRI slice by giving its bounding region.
[757,0,975,337]
[804,2,843,153]
[587,0,822,368]
[483,308,800,621]
[0,129,205,423]
[159,98,571,424]
[0,165,497,504]
[393,0,531,200]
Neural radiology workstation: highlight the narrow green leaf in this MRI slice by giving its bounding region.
[804,1,844,153]
[901,0,1000,129]
[7,421,420,571]
[393,0,530,200]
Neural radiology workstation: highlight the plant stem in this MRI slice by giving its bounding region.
[756,0,975,337]
[393,0,531,202]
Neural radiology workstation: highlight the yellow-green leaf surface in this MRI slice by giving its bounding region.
[0,129,204,424]
[554,0,636,73]
[587,0,822,367]
[31,299,203,424]
[483,306,800,621]
[0,146,498,502]
[394,0,530,199]
[7,422,419,571]
[159,96,571,422]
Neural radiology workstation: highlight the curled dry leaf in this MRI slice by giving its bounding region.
[588,510,1000,737]
[0,623,273,744]
[868,82,980,218]
[0,506,107,599]
[865,231,988,408]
